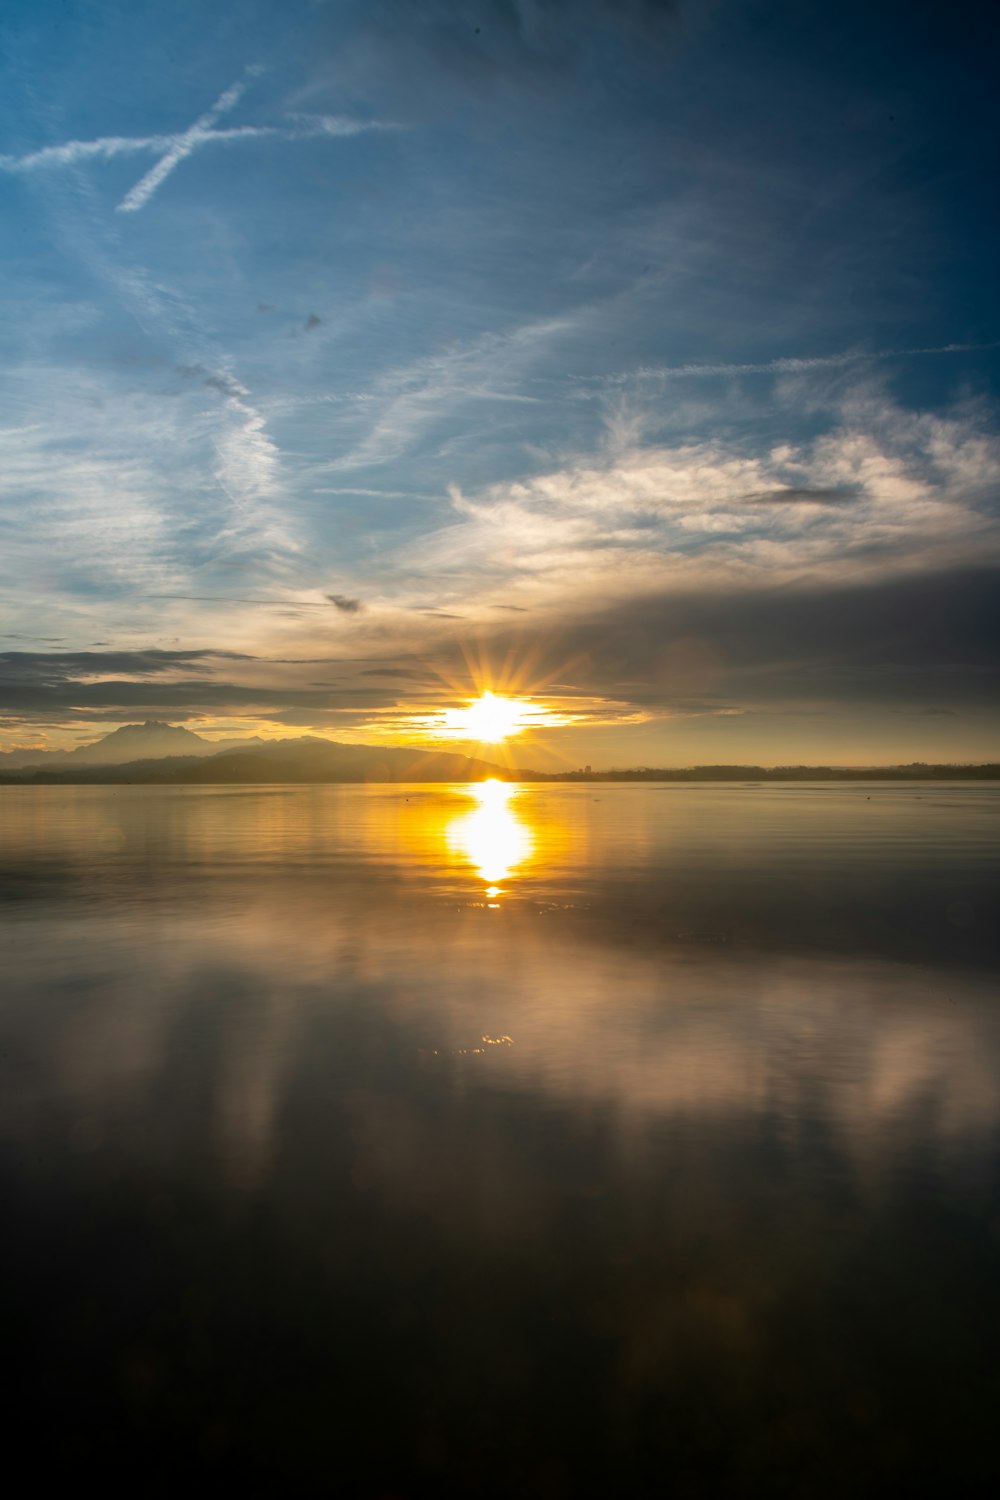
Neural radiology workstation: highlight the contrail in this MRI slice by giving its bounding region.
[624,341,1000,382]
[0,134,176,172]
[0,84,396,214]
[0,118,390,180]
[116,73,255,213]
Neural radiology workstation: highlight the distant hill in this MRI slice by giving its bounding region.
[0,745,69,769]
[0,727,511,784]
[133,740,510,784]
[0,723,997,783]
[1,720,271,769]
[539,763,1000,782]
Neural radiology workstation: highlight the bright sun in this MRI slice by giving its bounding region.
[442,691,533,743]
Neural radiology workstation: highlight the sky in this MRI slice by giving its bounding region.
[1,0,998,767]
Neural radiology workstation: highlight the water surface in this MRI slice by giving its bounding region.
[2,783,999,1494]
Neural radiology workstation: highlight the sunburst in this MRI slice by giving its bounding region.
[440,691,536,743]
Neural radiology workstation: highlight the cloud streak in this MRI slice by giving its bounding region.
[0,118,389,180]
[0,69,397,214]
[615,342,1000,384]
[308,313,573,474]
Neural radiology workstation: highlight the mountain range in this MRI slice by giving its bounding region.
[0,720,268,768]
[0,721,511,783]
[0,721,996,783]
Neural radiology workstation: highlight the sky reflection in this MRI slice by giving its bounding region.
[2,783,1000,1488]
[2,784,997,1176]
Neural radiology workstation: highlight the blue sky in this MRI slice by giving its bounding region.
[1,0,998,764]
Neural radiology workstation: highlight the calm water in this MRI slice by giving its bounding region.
[2,782,999,1494]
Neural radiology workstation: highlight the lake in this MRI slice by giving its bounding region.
[2,782,999,1494]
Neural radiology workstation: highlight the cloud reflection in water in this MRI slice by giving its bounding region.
[2,783,999,1490]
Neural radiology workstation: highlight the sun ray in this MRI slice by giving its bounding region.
[440,690,537,743]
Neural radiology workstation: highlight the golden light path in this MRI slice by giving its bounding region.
[445,779,534,895]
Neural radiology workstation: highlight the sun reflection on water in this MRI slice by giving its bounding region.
[446,779,534,892]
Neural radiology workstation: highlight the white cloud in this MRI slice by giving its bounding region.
[391,392,1000,616]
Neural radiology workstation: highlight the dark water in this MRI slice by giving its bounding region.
[2,782,999,1495]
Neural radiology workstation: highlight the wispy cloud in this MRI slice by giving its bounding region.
[618,341,1000,384]
[0,353,299,654]
[306,314,572,474]
[206,371,294,557]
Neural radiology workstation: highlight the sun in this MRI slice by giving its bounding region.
[442,691,534,743]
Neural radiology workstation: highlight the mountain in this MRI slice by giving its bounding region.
[150,740,511,784]
[68,720,219,764]
[1,730,997,785]
[0,746,69,769]
[2,721,275,768]
[0,724,512,783]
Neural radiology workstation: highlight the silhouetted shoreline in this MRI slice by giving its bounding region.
[1,757,997,786]
[539,763,1000,783]
[4,721,996,785]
